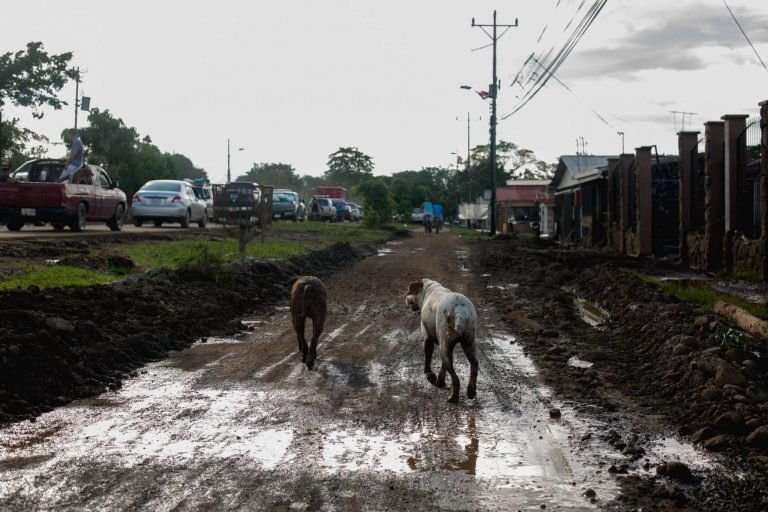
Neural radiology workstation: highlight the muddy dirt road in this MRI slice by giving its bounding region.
[0,230,724,510]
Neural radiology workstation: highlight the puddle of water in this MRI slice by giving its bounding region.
[195,337,242,345]
[567,356,594,369]
[45,259,60,265]
[481,273,491,278]
[377,248,393,256]
[487,283,519,291]
[574,298,610,327]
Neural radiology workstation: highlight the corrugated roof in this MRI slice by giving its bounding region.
[496,183,548,203]
[550,154,617,191]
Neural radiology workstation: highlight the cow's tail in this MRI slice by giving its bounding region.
[444,306,471,341]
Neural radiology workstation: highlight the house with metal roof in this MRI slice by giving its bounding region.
[495,180,549,234]
[549,154,617,244]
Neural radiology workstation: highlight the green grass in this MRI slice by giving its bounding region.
[0,264,126,291]
[450,226,490,241]
[637,274,768,321]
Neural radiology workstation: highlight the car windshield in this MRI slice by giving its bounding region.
[141,182,181,192]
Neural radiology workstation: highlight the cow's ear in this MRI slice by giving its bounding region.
[406,280,423,296]
[289,276,301,286]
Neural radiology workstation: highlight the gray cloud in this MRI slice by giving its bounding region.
[557,2,768,80]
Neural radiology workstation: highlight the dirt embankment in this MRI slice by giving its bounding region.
[472,237,768,511]
[0,241,379,424]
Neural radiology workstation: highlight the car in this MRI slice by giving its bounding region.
[131,180,208,228]
[410,208,424,223]
[307,196,334,221]
[271,192,297,220]
[346,202,361,221]
[0,159,127,232]
[332,199,351,221]
[274,189,299,220]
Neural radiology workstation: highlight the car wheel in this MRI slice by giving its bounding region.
[198,210,208,228]
[133,218,144,227]
[69,202,87,232]
[6,218,24,231]
[180,210,191,228]
[108,204,125,232]
[154,220,163,227]
[52,223,65,231]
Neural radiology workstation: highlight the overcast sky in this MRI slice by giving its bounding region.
[3,0,768,183]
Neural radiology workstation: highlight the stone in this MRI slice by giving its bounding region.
[700,387,722,401]
[549,408,561,419]
[583,489,596,499]
[725,348,747,363]
[660,461,694,482]
[547,345,563,355]
[747,387,768,403]
[715,365,748,388]
[680,335,699,348]
[746,426,768,449]
[541,329,559,338]
[45,317,75,333]
[694,315,711,327]
[673,343,692,355]
[714,412,745,434]
[703,434,730,451]
[691,427,717,443]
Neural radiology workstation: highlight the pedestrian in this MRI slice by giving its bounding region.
[0,161,17,184]
[297,198,306,222]
[60,129,84,182]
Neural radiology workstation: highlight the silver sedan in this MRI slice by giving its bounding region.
[131,180,208,228]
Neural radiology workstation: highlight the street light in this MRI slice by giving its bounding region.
[459,85,472,90]
[227,139,245,183]
[617,131,625,154]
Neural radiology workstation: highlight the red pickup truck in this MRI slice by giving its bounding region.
[0,159,127,232]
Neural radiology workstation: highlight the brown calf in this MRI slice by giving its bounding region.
[290,276,327,370]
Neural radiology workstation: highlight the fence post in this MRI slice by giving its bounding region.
[619,153,634,254]
[678,131,700,264]
[722,114,749,272]
[704,121,725,273]
[760,100,768,280]
[636,146,653,257]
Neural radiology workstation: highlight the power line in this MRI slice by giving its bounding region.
[502,0,608,119]
[722,0,768,73]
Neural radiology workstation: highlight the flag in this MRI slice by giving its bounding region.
[476,90,491,100]
[456,155,464,164]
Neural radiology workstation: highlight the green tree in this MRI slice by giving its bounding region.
[358,177,392,228]
[236,162,300,189]
[325,147,374,187]
[170,153,207,180]
[0,42,75,159]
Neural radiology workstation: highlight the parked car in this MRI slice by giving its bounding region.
[346,202,361,221]
[307,196,334,221]
[410,208,424,223]
[271,192,297,220]
[274,189,299,220]
[0,158,127,232]
[131,180,208,228]
[332,199,352,221]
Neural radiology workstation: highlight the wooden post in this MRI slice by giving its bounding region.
[636,146,653,256]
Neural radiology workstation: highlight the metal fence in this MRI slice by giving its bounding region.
[212,183,273,228]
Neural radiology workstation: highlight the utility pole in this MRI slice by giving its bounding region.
[227,138,231,183]
[472,10,518,236]
[617,131,625,154]
[73,67,80,129]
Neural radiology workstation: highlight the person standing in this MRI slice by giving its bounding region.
[0,161,18,184]
[433,201,443,233]
[60,129,84,182]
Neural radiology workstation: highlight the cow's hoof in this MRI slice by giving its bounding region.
[306,360,315,370]
[435,379,446,389]
[447,395,459,404]
[426,372,437,385]
[467,385,476,399]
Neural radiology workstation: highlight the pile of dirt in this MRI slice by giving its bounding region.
[471,237,768,510]
[0,242,373,424]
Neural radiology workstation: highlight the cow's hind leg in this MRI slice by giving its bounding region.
[295,316,308,362]
[461,338,479,399]
[305,313,324,370]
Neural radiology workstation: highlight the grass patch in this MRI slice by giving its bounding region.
[450,226,489,241]
[637,274,768,321]
[0,264,125,291]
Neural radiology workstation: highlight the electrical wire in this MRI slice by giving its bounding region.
[722,0,768,73]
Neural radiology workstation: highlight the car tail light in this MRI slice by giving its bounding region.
[132,194,141,203]
[171,195,182,203]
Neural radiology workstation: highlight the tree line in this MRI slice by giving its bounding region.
[1,41,556,224]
